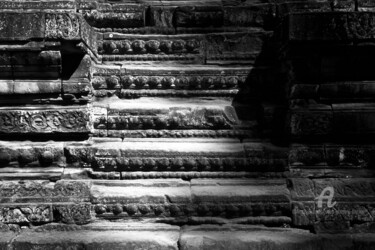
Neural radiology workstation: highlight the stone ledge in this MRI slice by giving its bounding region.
[3,223,375,250]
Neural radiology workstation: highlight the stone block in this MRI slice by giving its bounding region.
[0,167,63,180]
[205,31,271,64]
[288,12,375,41]
[0,141,64,168]
[0,13,45,40]
[277,2,331,17]
[290,84,319,99]
[288,178,315,201]
[290,104,334,137]
[359,0,375,11]
[95,97,240,131]
[292,201,315,226]
[289,145,326,166]
[0,231,15,250]
[53,203,91,225]
[149,6,175,28]
[191,179,290,204]
[45,13,80,39]
[332,104,375,135]
[243,142,288,171]
[313,178,375,201]
[0,1,75,11]
[179,225,320,250]
[320,82,375,99]
[0,106,89,134]
[14,223,179,250]
[91,179,191,204]
[223,4,275,28]
[91,180,191,218]
[0,203,52,224]
[174,6,223,27]
[84,7,145,28]
[12,80,61,95]
[0,180,91,203]
[100,34,204,57]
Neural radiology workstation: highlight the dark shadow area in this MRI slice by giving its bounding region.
[232,22,289,146]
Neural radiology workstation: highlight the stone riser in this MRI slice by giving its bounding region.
[290,104,375,138]
[0,179,290,225]
[98,31,270,64]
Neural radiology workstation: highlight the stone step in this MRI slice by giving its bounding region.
[79,1,274,30]
[99,31,271,64]
[91,97,241,137]
[0,178,290,225]
[290,81,375,101]
[0,139,287,172]
[290,103,375,139]
[1,223,375,250]
[92,64,250,98]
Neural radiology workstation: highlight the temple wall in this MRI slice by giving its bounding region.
[0,0,375,249]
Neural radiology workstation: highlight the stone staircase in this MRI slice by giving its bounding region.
[0,0,375,249]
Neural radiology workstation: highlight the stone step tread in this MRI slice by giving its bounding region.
[1,223,375,250]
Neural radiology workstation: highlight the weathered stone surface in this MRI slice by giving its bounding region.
[223,4,274,28]
[53,203,91,225]
[1,223,375,250]
[0,1,75,11]
[0,231,16,250]
[332,103,375,135]
[206,31,271,63]
[289,144,375,168]
[45,13,80,39]
[0,167,63,180]
[65,139,247,171]
[174,6,223,27]
[290,178,375,201]
[0,80,61,95]
[99,34,204,58]
[0,141,64,168]
[0,204,52,224]
[290,177,375,229]
[191,179,290,203]
[0,50,61,79]
[14,223,179,250]
[0,180,91,203]
[243,142,288,171]
[289,12,375,41]
[0,107,89,134]
[149,6,175,28]
[92,98,240,133]
[319,82,375,99]
[290,105,333,137]
[84,7,144,28]
[0,13,45,40]
[180,225,320,250]
[91,179,190,204]
[92,64,248,91]
[290,84,319,99]
[1,0,374,240]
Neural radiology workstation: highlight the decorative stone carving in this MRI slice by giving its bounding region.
[0,108,88,134]
[45,13,80,39]
[0,204,52,224]
[99,38,202,55]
